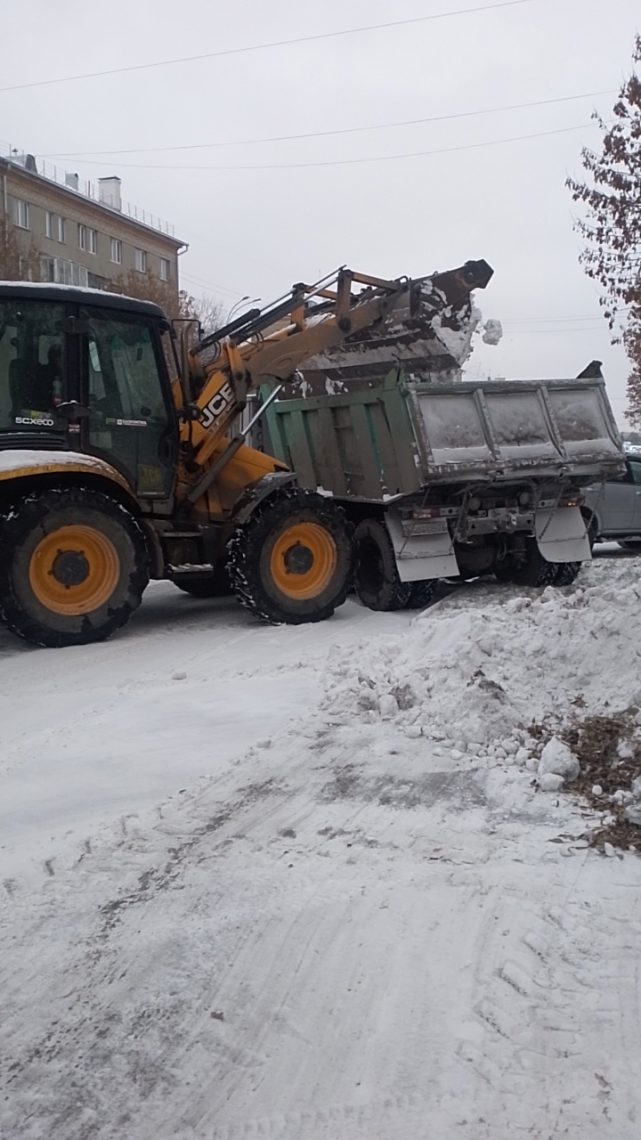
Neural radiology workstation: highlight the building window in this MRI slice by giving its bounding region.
[80,226,98,254]
[41,257,88,286]
[40,256,55,282]
[159,257,170,282]
[73,262,89,287]
[134,248,147,273]
[46,212,66,243]
[110,238,122,264]
[11,197,30,229]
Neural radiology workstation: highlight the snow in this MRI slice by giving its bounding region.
[0,448,112,473]
[481,317,503,346]
[431,303,481,363]
[538,737,580,781]
[0,280,155,305]
[538,770,565,792]
[3,553,641,1138]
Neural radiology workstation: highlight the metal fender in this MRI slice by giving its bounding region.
[535,506,592,563]
[0,449,132,493]
[231,471,297,525]
[385,511,459,582]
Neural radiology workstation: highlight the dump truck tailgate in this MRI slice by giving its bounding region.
[410,378,624,483]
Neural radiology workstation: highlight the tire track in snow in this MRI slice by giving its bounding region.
[454,861,641,1137]
[1,719,501,1140]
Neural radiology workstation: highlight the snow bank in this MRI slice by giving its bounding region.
[322,560,641,770]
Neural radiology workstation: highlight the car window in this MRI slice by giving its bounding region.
[630,460,641,486]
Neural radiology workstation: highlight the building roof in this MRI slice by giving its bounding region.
[0,154,187,250]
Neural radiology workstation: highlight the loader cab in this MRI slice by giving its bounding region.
[0,283,178,499]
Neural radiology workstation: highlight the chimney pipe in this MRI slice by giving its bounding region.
[98,175,122,211]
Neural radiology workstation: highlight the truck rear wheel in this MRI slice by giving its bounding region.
[353,518,412,611]
[505,539,558,588]
[227,490,351,624]
[0,488,148,648]
[554,561,581,586]
[405,579,439,610]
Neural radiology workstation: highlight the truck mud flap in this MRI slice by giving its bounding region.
[385,513,459,582]
[535,506,591,564]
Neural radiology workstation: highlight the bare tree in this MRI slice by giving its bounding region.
[108,269,223,334]
[566,36,641,426]
[0,223,42,281]
[188,292,224,336]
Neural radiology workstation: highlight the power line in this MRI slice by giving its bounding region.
[41,87,614,159]
[56,121,597,173]
[502,315,610,324]
[180,272,246,299]
[499,326,602,332]
[0,1,533,94]
[502,307,632,324]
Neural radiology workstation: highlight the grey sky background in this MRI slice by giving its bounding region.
[2,0,640,424]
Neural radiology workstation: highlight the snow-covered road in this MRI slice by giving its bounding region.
[2,554,641,1139]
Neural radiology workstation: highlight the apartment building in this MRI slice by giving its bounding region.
[1,151,186,294]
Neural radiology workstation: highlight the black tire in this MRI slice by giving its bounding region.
[173,566,231,598]
[0,487,148,648]
[553,561,582,586]
[404,579,439,610]
[585,514,599,551]
[352,518,412,611]
[509,539,558,588]
[617,539,641,552]
[227,489,351,625]
[494,559,516,584]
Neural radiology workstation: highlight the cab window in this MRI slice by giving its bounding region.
[86,315,166,421]
[0,299,66,432]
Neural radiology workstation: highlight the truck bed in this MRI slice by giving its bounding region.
[262,374,625,501]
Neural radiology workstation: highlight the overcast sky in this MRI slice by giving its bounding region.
[2,0,640,424]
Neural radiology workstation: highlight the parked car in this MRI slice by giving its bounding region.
[584,455,641,550]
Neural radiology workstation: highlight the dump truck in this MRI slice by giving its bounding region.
[259,365,626,609]
[0,260,494,647]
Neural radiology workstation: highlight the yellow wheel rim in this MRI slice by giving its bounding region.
[269,522,338,601]
[29,525,120,616]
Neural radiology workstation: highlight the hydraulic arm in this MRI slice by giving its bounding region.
[176,261,492,502]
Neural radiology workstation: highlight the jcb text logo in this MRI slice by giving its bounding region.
[201,381,234,430]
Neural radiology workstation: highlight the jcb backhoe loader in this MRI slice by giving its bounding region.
[0,260,491,647]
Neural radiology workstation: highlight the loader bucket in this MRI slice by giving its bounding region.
[288,259,493,397]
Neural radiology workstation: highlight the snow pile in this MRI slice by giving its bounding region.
[323,561,641,778]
